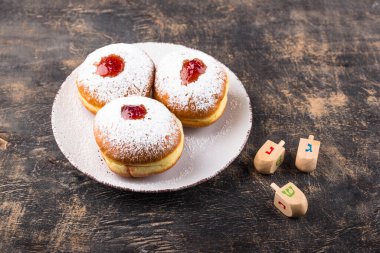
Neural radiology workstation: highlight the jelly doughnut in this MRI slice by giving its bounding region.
[154,49,228,127]
[93,96,184,177]
[76,43,154,113]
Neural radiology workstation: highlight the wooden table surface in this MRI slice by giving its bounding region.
[1,0,379,252]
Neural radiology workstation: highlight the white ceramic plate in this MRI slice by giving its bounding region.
[51,42,252,192]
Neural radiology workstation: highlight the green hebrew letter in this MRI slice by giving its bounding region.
[282,186,295,197]
[276,155,284,166]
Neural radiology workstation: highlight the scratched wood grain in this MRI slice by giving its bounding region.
[0,0,379,252]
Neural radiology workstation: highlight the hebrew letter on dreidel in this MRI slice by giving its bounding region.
[306,144,312,152]
[276,154,284,166]
[265,146,274,155]
[282,186,295,197]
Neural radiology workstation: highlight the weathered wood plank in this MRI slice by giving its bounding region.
[0,0,379,252]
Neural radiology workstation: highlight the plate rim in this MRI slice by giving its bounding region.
[51,42,252,193]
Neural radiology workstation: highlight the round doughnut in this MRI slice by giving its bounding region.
[76,43,155,114]
[153,49,229,127]
[93,96,184,178]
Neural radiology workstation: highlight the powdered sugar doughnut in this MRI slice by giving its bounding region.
[76,43,155,113]
[153,49,228,127]
[94,96,184,178]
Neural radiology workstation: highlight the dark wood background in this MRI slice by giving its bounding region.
[0,0,379,252]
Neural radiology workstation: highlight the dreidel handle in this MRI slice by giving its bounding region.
[278,140,285,147]
[270,183,280,192]
[308,135,314,140]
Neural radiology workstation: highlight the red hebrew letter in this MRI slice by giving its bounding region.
[265,146,274,155]
[278,201,286,210]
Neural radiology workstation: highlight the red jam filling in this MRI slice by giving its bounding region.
[121,104,147,120]
[180,58,207,85]
[96,54,125,77]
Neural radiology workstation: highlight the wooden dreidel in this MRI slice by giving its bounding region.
[270,182,308,217]
[295,135,320,172]
[253,140,285,174]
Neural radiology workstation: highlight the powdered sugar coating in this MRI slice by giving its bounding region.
[154,49,227,114]
[77,43,154,104]
[94,96,182,164]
